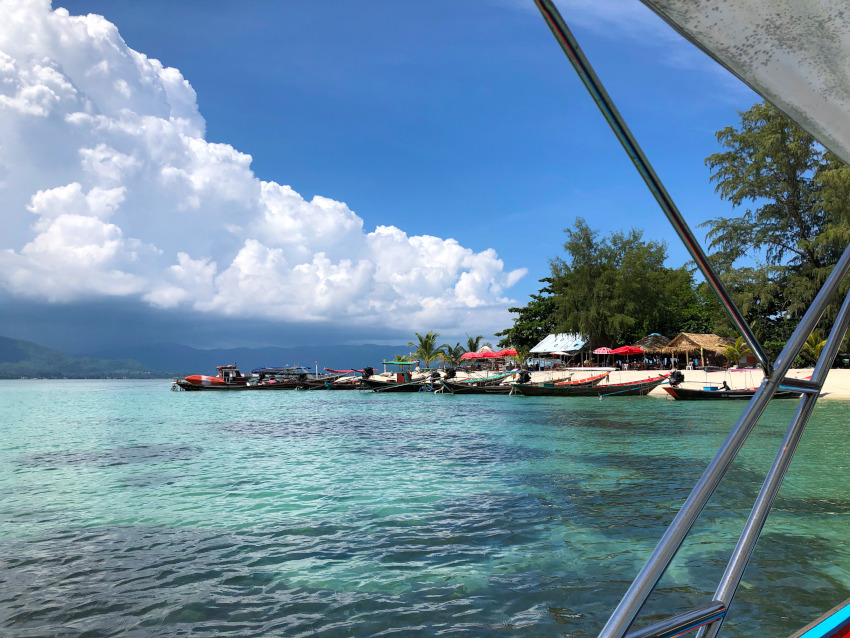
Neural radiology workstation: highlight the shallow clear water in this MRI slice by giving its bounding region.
[1,380,848,636]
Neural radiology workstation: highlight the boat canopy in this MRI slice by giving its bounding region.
[383,360,417,365]
[641,0,850,165]
[251,366,310,374]
[530,333,587,354]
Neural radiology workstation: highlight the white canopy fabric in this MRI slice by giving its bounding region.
[530,333,587,354]
[641,0,850,165]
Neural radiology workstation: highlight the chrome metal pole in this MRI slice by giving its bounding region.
[532,0,771,375]
[598,383,776,637]
[772,244,850,375]
[699,288,850,638]
[599,243,850,637]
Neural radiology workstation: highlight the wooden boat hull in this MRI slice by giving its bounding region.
[789,598,850,638]
[438,380,512,394]
[553,371,610,386]
[174,378,313,391]
[361,378,434,392]
[512,375,669,397]
[325,379,363,390]
[663,386,802,400]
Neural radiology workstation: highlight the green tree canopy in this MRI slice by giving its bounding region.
[702,101,850,340]
[548,219,703,347]
[408,331,448,368]
[464,334,490,353]
[439,343,466,368]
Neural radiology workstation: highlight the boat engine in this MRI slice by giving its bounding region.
[362,366,374,379]
[517,370,531,384]
[669,370,685,387]
[444,367,456,379]
[430,370,441,380]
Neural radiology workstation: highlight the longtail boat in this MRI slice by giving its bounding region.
[437,379,513,395]
[553,371,610,386]
[361,377,435,393]
[172,365,345,391]
[511,374,669,397]
[360,361,440,393]
[663,385,802,401]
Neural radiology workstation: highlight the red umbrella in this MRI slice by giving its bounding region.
[593,347,615,354]
[611,346,643,355]
[460,351,482,360]
[479,350,499,358]
[496,348,518,357]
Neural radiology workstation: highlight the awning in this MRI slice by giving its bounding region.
[641,0,850,166]
[530,333,587,354]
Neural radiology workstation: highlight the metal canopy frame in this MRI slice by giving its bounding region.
[532,1,850,636]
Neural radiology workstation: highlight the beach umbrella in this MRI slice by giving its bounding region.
[592,346,614,366]
[612,345,644,368]
[611,346,643,355]
[496,348,518,357]
[479,350,499,358]
[460,352,482,360]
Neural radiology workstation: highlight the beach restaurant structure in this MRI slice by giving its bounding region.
[530,333,587,363]
[664,332,736,368]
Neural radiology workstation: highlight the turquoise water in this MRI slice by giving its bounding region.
[1,380,848,636]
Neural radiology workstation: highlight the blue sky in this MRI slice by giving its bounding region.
[0,1,759,351]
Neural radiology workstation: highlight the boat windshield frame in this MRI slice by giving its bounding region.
[532,1,850,636]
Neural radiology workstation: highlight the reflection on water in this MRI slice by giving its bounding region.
[0,380,848,636]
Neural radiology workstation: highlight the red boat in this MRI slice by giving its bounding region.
[175,364,250,390]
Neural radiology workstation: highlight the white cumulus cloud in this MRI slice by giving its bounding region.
[0,0,526,338]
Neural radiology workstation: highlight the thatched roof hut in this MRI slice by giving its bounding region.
[663,333,735,356]
[631,333,670,353]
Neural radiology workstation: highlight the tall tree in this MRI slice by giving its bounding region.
[702,101,850,339]
[439,343,466,368]
[408,331,448,368]
[548,219,702,347]
[704,101,825,270]
[465,334,486,353]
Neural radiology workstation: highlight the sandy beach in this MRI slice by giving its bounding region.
[523,367,850,399]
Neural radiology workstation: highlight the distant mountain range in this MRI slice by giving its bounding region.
[82,343,412,376]
[0,335,414,378]
[0,335,157,379]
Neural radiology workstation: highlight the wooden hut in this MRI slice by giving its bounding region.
[631,333,670,353]
[663,333,735,368]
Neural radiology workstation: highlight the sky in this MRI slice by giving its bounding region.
[0,0,759,353]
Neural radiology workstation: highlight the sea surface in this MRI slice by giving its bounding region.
[1,380,848,637]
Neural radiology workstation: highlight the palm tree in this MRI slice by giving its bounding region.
[802,331,827,365]
[465,334,491,353]
[513,345,532,369]
[723,336,752,367]
[439,343,466,368]
[408,331,449,368]
[391,353,411,362]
